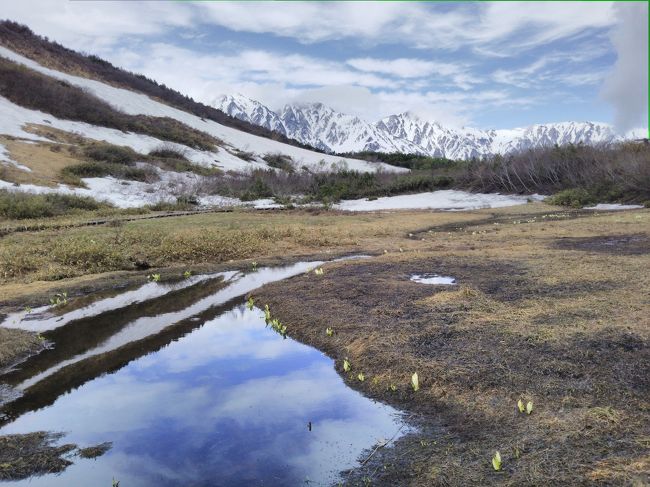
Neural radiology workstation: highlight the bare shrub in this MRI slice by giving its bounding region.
[148,143,189,161]
[461,142,650,203]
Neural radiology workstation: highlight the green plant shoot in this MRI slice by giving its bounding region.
[358,372,365,382]
[411,372,419,391]
[517,399,525,413]
[326,327,334,336]
[526,401,533,415]
[343,358,351,372]
[247,296,255,310]
[492,451,502,471]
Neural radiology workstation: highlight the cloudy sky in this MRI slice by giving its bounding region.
[3,1,648,131]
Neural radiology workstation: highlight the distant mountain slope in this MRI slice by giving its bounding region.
[216,93,641,160]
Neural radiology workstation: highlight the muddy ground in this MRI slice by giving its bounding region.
[254,208,650,486]
[0,203,648,484]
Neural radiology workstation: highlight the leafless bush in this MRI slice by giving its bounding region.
[461,142,650,202]
[149,143,189,161]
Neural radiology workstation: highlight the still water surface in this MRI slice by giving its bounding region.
[0,262,407,486]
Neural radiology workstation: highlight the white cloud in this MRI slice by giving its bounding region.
[601,3,649,133]
[468,2,615,50]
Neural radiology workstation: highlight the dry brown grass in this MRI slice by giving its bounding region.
[253,206,650,486]
[0,134,83,187]
[0,327,44,370]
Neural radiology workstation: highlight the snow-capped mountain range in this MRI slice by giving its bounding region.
[215,94,642,160]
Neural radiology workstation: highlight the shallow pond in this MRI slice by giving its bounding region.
[0,261,407,486]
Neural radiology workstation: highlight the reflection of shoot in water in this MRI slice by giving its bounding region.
[262,305,288,337]
[49,292,67,307]
[270,318,288,338]
[263,304,271,323]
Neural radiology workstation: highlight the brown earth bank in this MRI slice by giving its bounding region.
[0,431,110,481]
[0,204,648,483]
[253,209,650,486]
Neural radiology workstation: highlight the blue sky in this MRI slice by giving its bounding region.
[4,1,648,131]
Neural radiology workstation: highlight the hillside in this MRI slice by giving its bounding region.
[0,21,322,152]
[0,27,411,208]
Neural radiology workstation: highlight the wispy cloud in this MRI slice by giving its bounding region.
[346,57,478,90]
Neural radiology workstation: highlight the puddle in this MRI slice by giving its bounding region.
[1,273,235,333]
[0,261,407,486]
[410,274,457,285]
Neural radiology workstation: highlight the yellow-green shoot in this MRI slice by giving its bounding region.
[343,359,351,372]
[411,372,420,392]
[492,451,502,471]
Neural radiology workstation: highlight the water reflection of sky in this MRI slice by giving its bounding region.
[1,305,407,486]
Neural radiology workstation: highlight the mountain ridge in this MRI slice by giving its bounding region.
[215,93,642,160]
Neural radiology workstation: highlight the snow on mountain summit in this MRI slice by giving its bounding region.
[215,94,638,160]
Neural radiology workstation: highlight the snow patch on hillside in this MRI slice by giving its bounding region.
[0,96,265,173]
[0,47,405,174]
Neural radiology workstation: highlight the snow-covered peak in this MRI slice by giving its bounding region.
[216,93,641,160]
[213,93,285,135]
